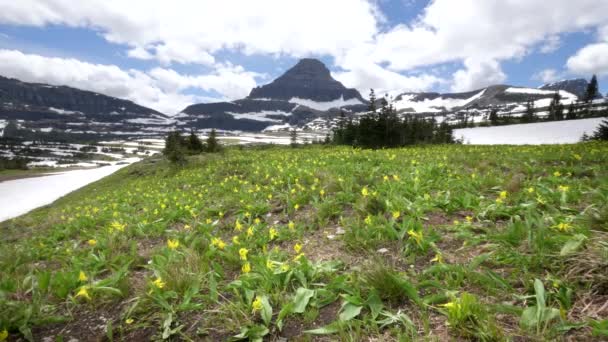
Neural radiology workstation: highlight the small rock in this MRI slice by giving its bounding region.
[377,248,389,254]
[335,227,345,235]
[327,234,336,240]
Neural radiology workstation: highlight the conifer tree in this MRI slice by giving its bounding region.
[187,129,204,153]
[290,129,298,147]
[590,118,608,141]
[489,109,498,125]
[206,129,220,153]
[584,74,599,103]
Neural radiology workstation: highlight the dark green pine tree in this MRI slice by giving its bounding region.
[206,128,221,153]
[522,100,536,123]
[368,89,377,114]
[584,74,599,103]
[547,92,561,121]
[290,129,298,147]
[187,129,204,153]
[566,102,577,120]
[489,109,499,125]
[163,131,186,164]
[590,118,608,141]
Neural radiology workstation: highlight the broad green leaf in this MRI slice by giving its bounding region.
[260,295,273,326]
[366,291,383,320]
[339,302,362,321]
[293,288,315,313]
[560,234,587,256]
[304,324,339,335]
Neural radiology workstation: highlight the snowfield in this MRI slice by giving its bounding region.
[0,163,130,222]
[454,118,605,145]
[393,89,486,113]
[288,96,363,111]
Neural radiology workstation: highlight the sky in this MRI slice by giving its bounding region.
[0,0,607,115]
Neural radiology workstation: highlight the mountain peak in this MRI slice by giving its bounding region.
[248,58,364,102]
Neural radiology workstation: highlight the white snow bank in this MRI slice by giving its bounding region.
[288,96,363,111]
[454,117,605,145]
[226,111,288,122]
[0,163,130,222]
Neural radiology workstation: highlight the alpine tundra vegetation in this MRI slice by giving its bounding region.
[1,142,608,340]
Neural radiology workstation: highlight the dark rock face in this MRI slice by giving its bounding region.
[540,79,589,99]
[248,58,364,102]
[0,76,164,118]
[0,76,170,139]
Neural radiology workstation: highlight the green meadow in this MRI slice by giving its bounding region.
[1,143,608,341]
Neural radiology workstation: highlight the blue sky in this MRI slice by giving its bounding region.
[0,0,606,114]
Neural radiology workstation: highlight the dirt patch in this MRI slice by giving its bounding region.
[32,303,123,341]
[278,300,341,341]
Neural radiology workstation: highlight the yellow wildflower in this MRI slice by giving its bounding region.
[247,226,254,237]
[465,216,473,223]
[383,175,389,181]
[553,222,572,232]
[495,198,503,204]
[294,243,303,254]
[79,271,88,282]
[184,224,191,230]
[269,227,278,240]
[254,218,261,224]
[288,221,295,230]
[320,189,325,196]
[453,220,460,225]
[558,185,569,192]
[232,236,240,245]
[125,318,134,325]
[499,191,508,199]
[235,220,243,231]
[211,237,226,250]
[239,248,249,260]
[0,329,7,341]
[110,221,126,232]
[75,286,91,300]
[364,215,373,225]
[431,253,444,264]
[281,264,290,272]
[266,259,275,270]
[167,239,180,250]
[252,296,263,312]
[361,187,369,197]
[153,277,165,289]
[573,154,582,161]
[294,203,300,210]
[393,175,400,181]
[87,239,97,246]
[407,229,423,246]
[527,187,535,193]
[242,262,251,273]
[392,211,401,219]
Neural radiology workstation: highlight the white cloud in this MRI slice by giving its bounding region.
[333,63,444,98]
[566,43,608,76]
[0,49,259,114]
[540,35,561,53]
[451,58,506,92]
[0,0,381,66]
[533,69,562,84]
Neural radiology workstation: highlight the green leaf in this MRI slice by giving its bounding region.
[560,234,587,256]
[366,291,383,320]
[208,272,218,302]
[276,302,294,331]
[260,295,273,326]
[304,324,339,335]
[533,279,546,311]
[293,288,315,313]
[339,302,362,321]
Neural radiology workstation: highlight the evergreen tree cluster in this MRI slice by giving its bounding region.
[163,129,221,164]
[332,89,456,148]
[583,118,608,141]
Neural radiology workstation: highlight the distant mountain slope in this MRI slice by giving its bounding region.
[0,76,171,139]
[539,79,589,99]
[179,58,368,131]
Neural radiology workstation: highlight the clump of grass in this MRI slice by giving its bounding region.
[361,262,420,306]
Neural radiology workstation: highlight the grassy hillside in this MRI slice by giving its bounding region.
[1,143,608,341]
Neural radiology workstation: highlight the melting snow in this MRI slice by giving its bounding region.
[0,163,131,222]
[393,89,486,113]
[454,118,604,145]
[288,96,363,111]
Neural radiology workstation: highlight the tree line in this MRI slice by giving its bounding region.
[331,89,456,148]
[163,129,221,164]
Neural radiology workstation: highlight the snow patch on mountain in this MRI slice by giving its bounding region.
[394,89,486,113]
[288,96,363,111]
[226,110,291,122]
